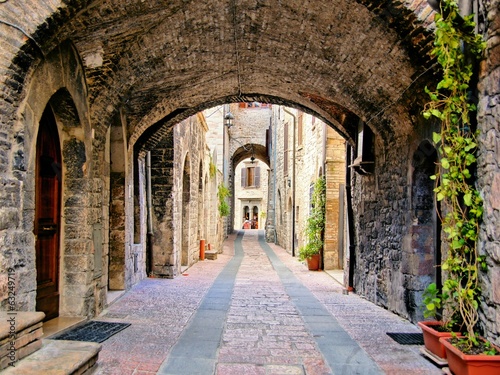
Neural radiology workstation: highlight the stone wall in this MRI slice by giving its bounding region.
[149,113,225,277]
[271,107,346,269]
[477,0,500,345]
[324,128,347,270]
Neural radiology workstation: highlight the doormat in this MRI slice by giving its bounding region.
[52,320,131,343]
[386,332,424,345]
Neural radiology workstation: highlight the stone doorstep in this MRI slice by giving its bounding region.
[2,339,101,375]
[0,324,43,351]
[0,339,42,370]
[0,312,45,341]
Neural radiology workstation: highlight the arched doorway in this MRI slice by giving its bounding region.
[35,105,62,321]
[406,140,440,321]
[252,206,259,229]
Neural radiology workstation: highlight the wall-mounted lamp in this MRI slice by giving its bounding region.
[224,112,234,128]
[426,0,440,11]
[250,155,255,164]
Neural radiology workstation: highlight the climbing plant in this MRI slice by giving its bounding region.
[217,183,231,217]
[422,0,486,349]
[298,176,326,261]
[209,156,217,179]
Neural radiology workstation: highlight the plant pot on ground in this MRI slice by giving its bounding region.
[306,253,320,271]
[418,321,461,359]
[298,177,325,271]
[440,337,500,375]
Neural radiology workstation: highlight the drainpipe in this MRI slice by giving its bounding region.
[283,107,296,257]
[146,151,154,275]
[322,122,327,173]
[273,114,278,244]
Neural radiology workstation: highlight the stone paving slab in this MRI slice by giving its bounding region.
[92,230,443,375]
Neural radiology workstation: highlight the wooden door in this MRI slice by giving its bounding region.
[35,106,62,321]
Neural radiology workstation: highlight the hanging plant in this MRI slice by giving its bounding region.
[298,176,326,261]
[217,183,231,217]
[422,0,488,351]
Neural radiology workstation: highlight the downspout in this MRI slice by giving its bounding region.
[273,115,278,244]
[146,151,154,276]
[283,107,296,257]
[321,122,327,270]
[322,122,327,172]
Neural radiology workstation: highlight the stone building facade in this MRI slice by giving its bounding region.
[0,0,499,345]
[233,158,269,231]
[226,103,272,233]
[149,114,225,279]
[268,107,346,270]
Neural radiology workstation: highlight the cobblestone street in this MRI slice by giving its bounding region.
[94,230,441,375]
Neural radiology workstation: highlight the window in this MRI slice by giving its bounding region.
[350,120,375,175]
[241,165,260,188]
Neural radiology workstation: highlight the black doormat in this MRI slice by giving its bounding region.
[387,332,424,345]
[52,320,131,343]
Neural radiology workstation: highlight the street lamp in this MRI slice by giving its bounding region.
[224,112,234,128]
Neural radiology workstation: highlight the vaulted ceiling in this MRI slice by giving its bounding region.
[1,0,437,149]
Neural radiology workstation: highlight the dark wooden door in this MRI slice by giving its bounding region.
[35,106,62,321]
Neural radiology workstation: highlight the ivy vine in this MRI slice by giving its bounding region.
[422,0,486,349]
[217,183,231,217]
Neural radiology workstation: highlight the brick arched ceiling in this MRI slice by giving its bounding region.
[0,0,437,150]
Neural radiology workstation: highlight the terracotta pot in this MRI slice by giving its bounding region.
[307,254,320,270]
[440,336,500,375]
[418,320,460,359]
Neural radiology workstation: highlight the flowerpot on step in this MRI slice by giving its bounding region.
[440,337,500,375]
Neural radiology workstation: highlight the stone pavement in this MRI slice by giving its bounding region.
[93,230,442,375]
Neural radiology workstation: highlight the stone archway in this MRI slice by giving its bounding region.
[13,41,95,318]
[34,104,62,321]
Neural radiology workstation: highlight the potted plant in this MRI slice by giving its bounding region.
[419,282,462,360]
[298,177,325,271]
[421,1,500,373]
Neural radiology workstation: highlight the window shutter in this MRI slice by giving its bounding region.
[255,167,261,188]
[241,167,247,187]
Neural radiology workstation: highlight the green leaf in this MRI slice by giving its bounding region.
[441,158,450,169]
[464,193,472,206]
[433,132,441,144]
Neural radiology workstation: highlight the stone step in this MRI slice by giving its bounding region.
[205,250,218,260]
[2,339,101,375]
[0,312,45,370]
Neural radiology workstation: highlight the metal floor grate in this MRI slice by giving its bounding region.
[52,320,130,343]
[386,332,424,345]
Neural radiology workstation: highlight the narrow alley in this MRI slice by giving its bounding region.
[94,230,440,375]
